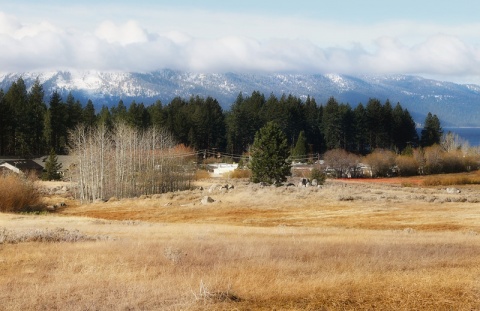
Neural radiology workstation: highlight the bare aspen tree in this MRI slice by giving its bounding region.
[70,123,190,203]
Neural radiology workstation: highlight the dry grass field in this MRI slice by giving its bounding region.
[1,175,480,310]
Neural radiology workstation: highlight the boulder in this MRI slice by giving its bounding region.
[201,196,215,205]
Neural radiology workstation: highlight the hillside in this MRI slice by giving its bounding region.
[2,70,480,126]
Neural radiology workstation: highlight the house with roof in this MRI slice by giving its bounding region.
[0,159,44,177]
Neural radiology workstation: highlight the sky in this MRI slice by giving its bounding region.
[1,0,480,84]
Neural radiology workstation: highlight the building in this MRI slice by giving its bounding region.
[0,159,44,177]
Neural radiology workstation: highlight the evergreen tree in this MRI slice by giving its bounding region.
[366,98,386,149]
[164,97,191,145]
[322,97,342,150]
[111,100,128,123]
[83,99,97,128]
[97,105,113,130]
[226,92,265,155]
[353,103,369,154]
[402,108,419,147]
[28,79,47,156]
[0,89,9,155]
[46,91,68,153]
[126,101,151,130]
[338,103,355,152]
[303,96,321,153]
[381,100,394,148]
[291,130,308,162]
[65,92,83,130]
[4,78,28,155]
[249,122,291,185]
[421,113,442,147]
[42,148,62,181]
[190,96,225,150]
[392,103,418,151]
[148,100,165,128]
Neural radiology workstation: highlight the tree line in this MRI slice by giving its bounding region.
[0,77,443,158]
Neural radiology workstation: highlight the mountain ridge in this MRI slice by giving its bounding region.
[1,69,480,127]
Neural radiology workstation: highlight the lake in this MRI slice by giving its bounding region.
[443,127,480,147]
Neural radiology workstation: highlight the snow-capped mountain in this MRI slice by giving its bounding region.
[1,69,480,127]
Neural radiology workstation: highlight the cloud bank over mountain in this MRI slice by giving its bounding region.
[1,8,480,84]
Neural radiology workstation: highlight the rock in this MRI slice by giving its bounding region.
[201,196,215,205]
[446,187,461,194]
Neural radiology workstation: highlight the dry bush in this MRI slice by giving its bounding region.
[226,169,251,179]
[424,144,444,174]
[0,173,43,213]
[442,150,469,173]
[396,154,419,176]
[194,169,211,180]
[364,149,396,177]
[323,148,360,178]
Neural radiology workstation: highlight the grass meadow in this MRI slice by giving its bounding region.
[1,175,480,310]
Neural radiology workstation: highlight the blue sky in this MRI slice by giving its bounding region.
[1,0,480,83]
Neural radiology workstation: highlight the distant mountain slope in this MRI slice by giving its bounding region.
[1,70,480,126]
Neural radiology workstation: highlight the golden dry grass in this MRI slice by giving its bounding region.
[1,177,480,310]
[194,169,211,180]
[422,170,480,186]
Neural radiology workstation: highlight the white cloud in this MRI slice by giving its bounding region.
[95,20,149,45]
[1,10,480,84]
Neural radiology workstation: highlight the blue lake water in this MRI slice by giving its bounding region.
[442,127,480,147]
